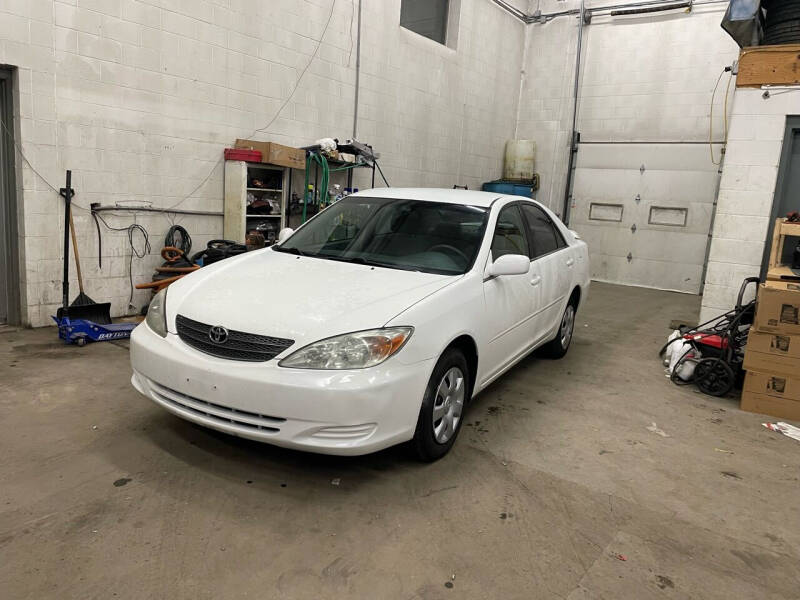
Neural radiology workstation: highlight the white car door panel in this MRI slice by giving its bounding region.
[481,205,544,382]
[536,250,572,332]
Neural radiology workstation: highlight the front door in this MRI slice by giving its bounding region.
[482,204,541,383]
[762,119,800,275]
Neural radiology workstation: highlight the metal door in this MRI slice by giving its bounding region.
[762,119,800,274]
[569,143,720,294]
[0,68,17,325]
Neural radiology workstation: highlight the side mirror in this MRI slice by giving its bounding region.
[277,227,294,244]
[487,254,530,277]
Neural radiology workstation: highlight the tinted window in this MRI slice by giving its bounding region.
[521,204,566,258]
[276,197,488,275]
[400,0,449,45]
[491,205,529,260]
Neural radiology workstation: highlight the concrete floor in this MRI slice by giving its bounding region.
[1,282,799,599]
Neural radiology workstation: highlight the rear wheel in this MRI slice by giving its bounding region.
[412,348,469,462]
[541,300,576,359]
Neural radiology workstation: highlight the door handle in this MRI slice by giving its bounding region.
[566,258,575,267]
[530,275,542,287]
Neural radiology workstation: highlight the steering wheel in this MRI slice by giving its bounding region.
[428,244,468,264]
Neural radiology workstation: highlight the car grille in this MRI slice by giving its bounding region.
[149,380,285,433]
[175,314,294,362]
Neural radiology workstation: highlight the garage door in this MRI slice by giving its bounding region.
[569,143,721,294]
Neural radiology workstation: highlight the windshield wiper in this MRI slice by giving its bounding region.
[325,255,421,272]
[277,249,422,272]
[272,246,305,256]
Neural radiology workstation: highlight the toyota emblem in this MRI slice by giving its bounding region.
[208,325,229,344]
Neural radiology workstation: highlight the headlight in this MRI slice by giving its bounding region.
[145,288,168,338]
[279,327,413,369]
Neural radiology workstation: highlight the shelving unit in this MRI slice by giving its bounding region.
[767,218,800,284]
[295,146,379,225]
[223,161,289,244]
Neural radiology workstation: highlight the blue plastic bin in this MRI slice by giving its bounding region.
[481,179,538,198]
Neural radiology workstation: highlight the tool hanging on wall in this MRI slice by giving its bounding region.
[54,170,137,345]
[57,170,112,325]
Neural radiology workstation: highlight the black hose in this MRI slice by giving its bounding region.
[164,225,192,256]
[92,212,151,307]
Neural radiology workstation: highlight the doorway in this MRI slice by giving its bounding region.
[0,67,18,325]
[762,116,800,276]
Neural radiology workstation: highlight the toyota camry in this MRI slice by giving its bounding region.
[130,188,589,460]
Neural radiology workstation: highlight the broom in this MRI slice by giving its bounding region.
[57,170,112,324]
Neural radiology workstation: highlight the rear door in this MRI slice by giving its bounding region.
[482,204,543,380]
[520,203,572,336]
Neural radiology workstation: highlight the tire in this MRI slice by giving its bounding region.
[765,2,800,27]
[412,348,470,462]
[540,299,577,359]
[694,358,736,397]
[764,21,800,45]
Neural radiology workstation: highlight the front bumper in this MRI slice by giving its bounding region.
[130,323,434,456]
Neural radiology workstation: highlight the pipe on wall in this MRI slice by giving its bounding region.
[352,0,362,139]
[561,0,585,225]
[528,0,727,22]
[490,0,528,22]
[91,205,223,217]
[610,1,692,16]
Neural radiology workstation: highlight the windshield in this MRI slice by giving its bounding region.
[275,197,489,275]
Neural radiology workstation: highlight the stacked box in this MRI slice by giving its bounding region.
[742,284,800,421]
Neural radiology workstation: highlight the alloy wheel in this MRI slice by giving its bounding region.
[432,367,465,444]
[560,304,575,349]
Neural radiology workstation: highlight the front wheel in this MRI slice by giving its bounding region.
[412,348,469,462]
[541,301,576,359]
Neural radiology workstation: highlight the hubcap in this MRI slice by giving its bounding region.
[560,305,575,349]
[432,367,465,444]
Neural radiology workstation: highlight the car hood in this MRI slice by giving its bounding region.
[166,248,456,349]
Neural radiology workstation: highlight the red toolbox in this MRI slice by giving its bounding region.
[224,148,262,162]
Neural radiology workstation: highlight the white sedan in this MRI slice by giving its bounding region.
[130,188,589,460]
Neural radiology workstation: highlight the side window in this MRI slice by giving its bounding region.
[521,204,566,258]
[400,0,450,45]
[491,205,530,260]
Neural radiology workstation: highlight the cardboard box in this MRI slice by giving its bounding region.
[234,139,305,169]
[754,284,800,336]
[765,279,800,292]
[743,330,800,377]
[741,391,800,421]
[744,370,800,402]
[742,370,800,421]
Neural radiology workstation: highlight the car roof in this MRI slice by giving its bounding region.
[349,187,510,208]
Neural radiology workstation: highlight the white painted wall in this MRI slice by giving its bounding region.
[518,0,739,214]
[1,0,525,326]
[700,88,798,323]
[516,0,740,294]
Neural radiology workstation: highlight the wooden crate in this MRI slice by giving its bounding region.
[766,218,800,285]
[737,45,800,88]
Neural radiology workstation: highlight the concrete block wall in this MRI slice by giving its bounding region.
[700,88,796,323]
[516,0,740,215]
[0,0,525,326]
